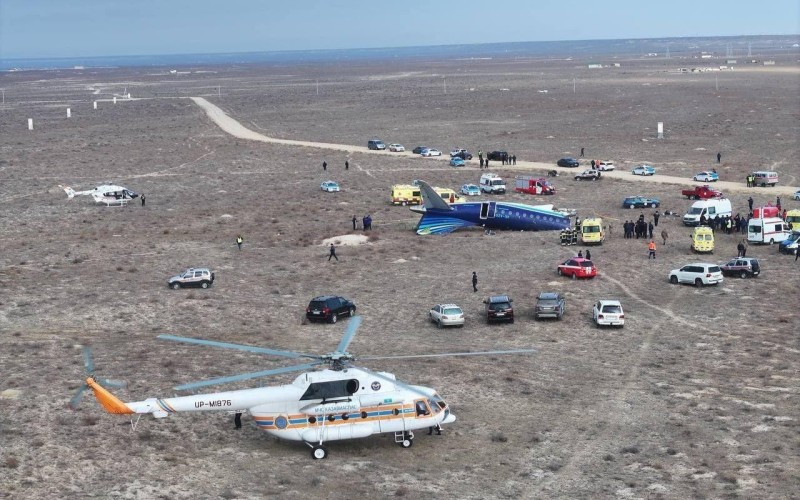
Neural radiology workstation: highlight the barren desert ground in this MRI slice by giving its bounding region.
[1,53,799,499]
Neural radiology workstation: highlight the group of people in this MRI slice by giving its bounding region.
[352,214,372,231]
[623,216,653,239]
[476,150,517,169]
[699,213,747,234]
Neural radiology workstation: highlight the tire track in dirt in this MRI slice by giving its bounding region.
[533,271,720,495]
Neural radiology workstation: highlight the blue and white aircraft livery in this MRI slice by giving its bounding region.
[411,181,571,235]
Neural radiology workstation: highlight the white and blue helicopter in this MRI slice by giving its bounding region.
[82,317,535,459]
[61,184,139,206]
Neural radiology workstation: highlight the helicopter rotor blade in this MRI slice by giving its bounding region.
[358,348,537,361]
[97,378,127,389]
[158,334,318,360]
[82,347,95,374]
[68,384,88,410]
[174,362,324,392]
[335,315,362,354]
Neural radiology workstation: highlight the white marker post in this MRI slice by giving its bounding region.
[67,108,71,118]
[28,118,33,130]
[93,101,98,110]
[657,122,664,139]
[113,97,117,104]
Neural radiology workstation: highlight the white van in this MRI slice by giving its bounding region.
[479,173,507,194]
[748,217,790,244]
[683,198,732,226]
[751,171,779,187]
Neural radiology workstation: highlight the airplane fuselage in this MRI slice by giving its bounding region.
[412,200,570,235]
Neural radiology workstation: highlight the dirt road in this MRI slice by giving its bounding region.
[191,97,798,196]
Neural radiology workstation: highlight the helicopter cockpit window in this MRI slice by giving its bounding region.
[415,400,431,416]
[429,395,445,413]
[300,379,360,401]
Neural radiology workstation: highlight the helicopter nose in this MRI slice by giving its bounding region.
[442,413,456,424]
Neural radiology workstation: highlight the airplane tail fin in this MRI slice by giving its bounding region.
[86,378,134,415]
[418,181,452,211]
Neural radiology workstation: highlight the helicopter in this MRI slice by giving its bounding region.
[61,184,139,206]
[84,316,536,459]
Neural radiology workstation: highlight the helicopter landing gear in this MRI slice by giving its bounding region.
[395,431,414,448]
[311,444,328,460]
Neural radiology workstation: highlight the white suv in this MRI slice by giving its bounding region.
[168,268,215,289]
[668,263,723,286]
[429,304,465,328]
[592,300,624,327]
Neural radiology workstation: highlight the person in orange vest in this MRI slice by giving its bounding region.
[648,240,657,259]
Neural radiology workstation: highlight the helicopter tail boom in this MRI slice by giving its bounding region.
[86,378,134,415]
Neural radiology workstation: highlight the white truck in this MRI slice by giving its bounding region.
[682,198,732,226]
[479,173,507,194]
[747,217,790,244]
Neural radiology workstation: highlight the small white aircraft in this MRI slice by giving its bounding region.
[61,184,139,206]
[84,317,536,459]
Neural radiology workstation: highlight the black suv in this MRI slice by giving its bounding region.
[534,292,565,319]
[487,151,508,161]
[484,295,514,323]
[306,295,356,323]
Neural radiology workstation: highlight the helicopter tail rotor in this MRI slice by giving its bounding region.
[69,347,126,410]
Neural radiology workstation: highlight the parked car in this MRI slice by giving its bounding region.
[484,295,514,323]
[720,257,760,279]
[592,300,625,327]
[534,292,565,320]
[632,165,656,176]
[575,169,601,181]
[429,303,465,328]
[693,171,719,182]
[420,148,442,157]
[668,263,724,286]
[320,181,340,192]
[412,146,428,154]
[557,157,580,168]
[449,157,466,167]
[388,143,405,152]
[487,151,508,161]
[450,149,473,160]
[305,295,356,323]
[461,184,481,196]
[622,195,660,209]
[168,268,215,289]
[792,189,800,201]
[597,161,616,171]
[557,257,597,279]
[367,139,386,150]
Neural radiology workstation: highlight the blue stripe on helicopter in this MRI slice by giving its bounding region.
[156,399,175,413]
[253,408,414,428]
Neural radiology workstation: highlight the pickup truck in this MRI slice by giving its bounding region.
[682,185,722,199]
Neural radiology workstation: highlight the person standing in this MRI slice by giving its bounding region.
[472,272,478,292]
[512,154,517,165]
[590,159,596,169]
[648,222,654,239]
[653,210,660,226]
[140,194,146,206]
[776,196,781,211]
[748,196,754,212]
[236,234,243,250]
[661,228,668,246]
[352,215,357,230]
[717,152,721,163]
[648,240,657,259]
[322,161,327,171]
[345,160,349,170]
[737,241,745,258]
[328,243,338,261]
[234,412,242,429]
[585,249,591,261]
[580,147,585,157]
[577,250,583,258]
[740,239,748,257]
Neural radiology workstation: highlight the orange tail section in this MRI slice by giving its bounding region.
[86,378,134,415]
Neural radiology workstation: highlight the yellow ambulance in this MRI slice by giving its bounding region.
[691,226,714,253]
[580,217,605,245]
[390,184,422,205]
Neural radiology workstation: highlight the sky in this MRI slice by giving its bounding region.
[1,0,798,59]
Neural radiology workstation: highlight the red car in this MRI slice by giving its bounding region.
[557,257,597,279]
